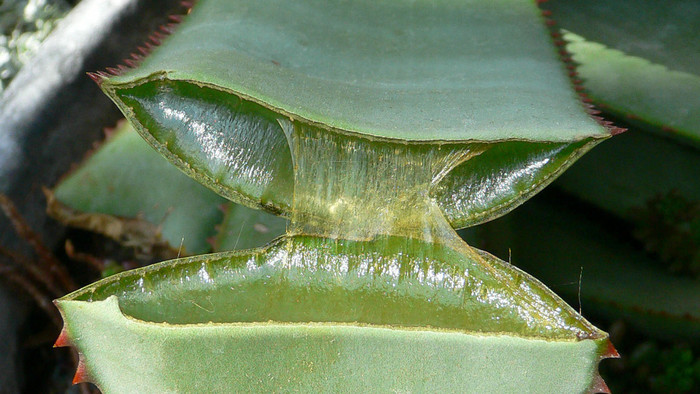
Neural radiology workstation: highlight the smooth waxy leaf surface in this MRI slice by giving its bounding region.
[58,122,613,391]
[58,296,609,393]
[107,0,605,142]
[99,0,610,227]
[545,0,700,77]
[563,33,700,143]
[51,122,225,255]
[58,0,616,391]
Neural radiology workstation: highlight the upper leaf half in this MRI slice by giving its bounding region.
[95,0,611,228]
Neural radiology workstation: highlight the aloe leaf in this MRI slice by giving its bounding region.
[471,194,700,342]
[56,234,614,392]
[57,0,619,390]
[563,32,700,143]
[57,119,616,390]
[97,0,610,226]
[50,121,226,255]
[58,296,608,393]
[544,0,700,76]
[543,0,700,143]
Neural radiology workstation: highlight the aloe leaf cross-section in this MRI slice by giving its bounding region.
[56,0,618,392]
[96,0,610,228]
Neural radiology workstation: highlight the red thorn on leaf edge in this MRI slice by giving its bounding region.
[589,374,611,394]
[73,356,89,384]
[86,72,103,85]
[54,327,70,348]
[537,0,626,138]
[604,340,620,359]
[86,1,197,82]
[586,340,619,393]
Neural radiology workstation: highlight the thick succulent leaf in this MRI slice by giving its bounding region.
[51,121,226,255]
[58,297,609,393]
[438,138,599,228]
[564,33,700,143]
[470,195,700,342]
[98,0,609,226]
[106,0,605,142]
[56,235,613,391]
[544,0,700,142]
[545,0,700,76]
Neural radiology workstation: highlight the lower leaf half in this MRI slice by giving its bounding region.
[56,235,615,393]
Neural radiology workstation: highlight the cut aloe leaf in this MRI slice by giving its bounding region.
[96,0,610,226]
[50,121,226,255]
[543,0,700,143]
[58,297,610,393]
[58,0,620,390]
[470,193,700,342]
[57,118,616,390]
[56,234,614,392]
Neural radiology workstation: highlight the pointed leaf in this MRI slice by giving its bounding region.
[543,0,700,143]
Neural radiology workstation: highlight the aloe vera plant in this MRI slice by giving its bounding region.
[52,0,621,391]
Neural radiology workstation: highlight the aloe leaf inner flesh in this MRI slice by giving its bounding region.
[62,123,605,341]
[58,122,612,390]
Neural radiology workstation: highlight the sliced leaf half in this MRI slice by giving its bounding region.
[57,235,615,392]
[96,0,611,227]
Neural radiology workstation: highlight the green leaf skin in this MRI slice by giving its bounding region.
[545,0,700,77]
[563,32,700,144]
[106,0,605,143]
[57,235,612,392]
[52,122,226,255]
[542,0,700,143]
[57,0,618,390]
[57,296,609,393]
[98,0,610,226]
[56,122,614,391]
